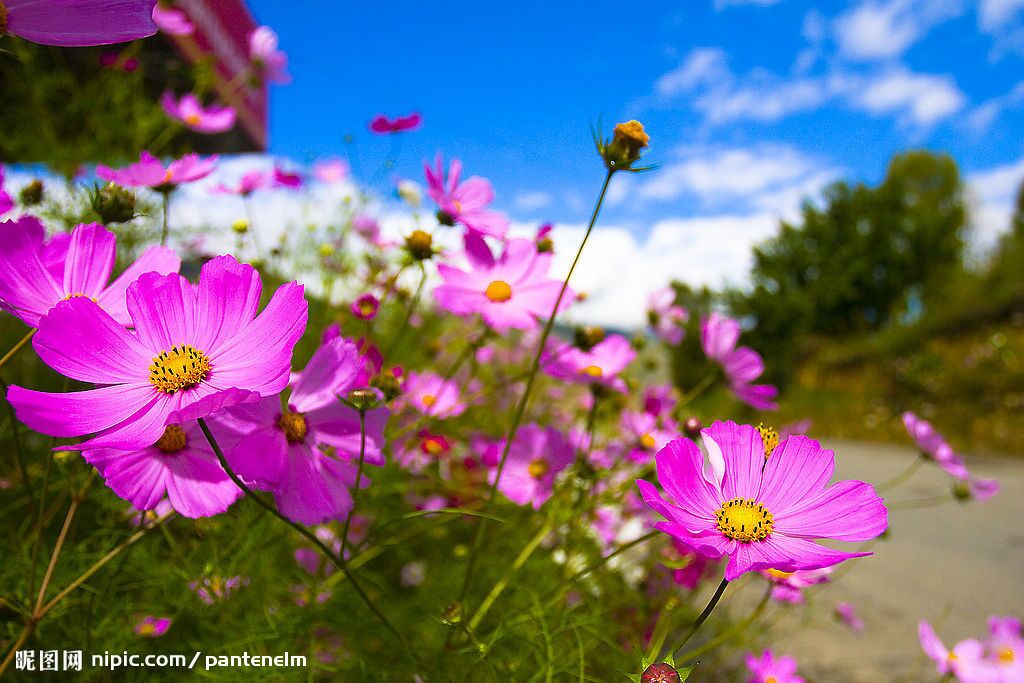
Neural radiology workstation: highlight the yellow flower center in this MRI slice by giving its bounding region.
[948,652,958,662]
[423,438,444,455]
[579,365,603,378]
[63,292,97,302]
[278,411,308,443]
[613,120,650,149]
[149,345,211,394]
[137,622,156,636]
[421,394,437,407]
[527,459,549,479]
[765,569,793,581]
[716,498,774,542]
[998,647,1014,664]
[757,423,779,458]
[766,678,778,683]
[185,113,202,126]
[639,433,656,450]
[154,424,187,453]
[163,169,173,183]
[358,300,376,317]
[485,280,513,302]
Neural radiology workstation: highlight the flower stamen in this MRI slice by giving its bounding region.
[485,280,513,302]
[278,411,307,443]
[757,423,779,458]
[716,497,774,542]
[527,459,549,479]
[154,424,187,453]
[149,345,211,394]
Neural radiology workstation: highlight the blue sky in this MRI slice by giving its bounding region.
[249,0,1024,232]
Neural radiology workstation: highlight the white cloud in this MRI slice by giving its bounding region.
[655,48,729,97]
[979,0,1024,31]
[696,75,835,124]
[967,156,1024,250]
[963,81,1024,134]
[514,191,553,212]
[850,69,966,126]
[832,0,963,61]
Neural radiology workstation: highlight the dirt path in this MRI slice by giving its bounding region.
[749,439,1024,682]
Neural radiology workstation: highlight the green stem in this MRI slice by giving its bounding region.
[878,455,924,491]
[456,169,615,606]
[196,418,420,669]
[159,190,171,247]
[679,372,716,406]
[1,380,32,501]
[0,329,35,372]
[340,410,367,559]
[243,195,266,262]
[383,263,427,360]
[468,521,552,632]
[676,584,772,663]
[670,576,729,657]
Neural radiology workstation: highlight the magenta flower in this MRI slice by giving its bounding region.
[643,385,677,418]
[542,334,636,393]
[434,237,571,332]
[369,112,422,134]
[190,575,248,605]
[835,602,865,632]
[151,3,192,35]
[2,0,157,47]
[211,170,267,196]
[249,25,290,84]
[97,151,217,189]
[425,154,509,239]
[161,92,235,134]
[83,417,244,518]
[919,621,984,678]
[647,287,688,345]
[7,255,307,450]
[134,616,172,638]
[0,218,180,328]
[902,412,970,479]
[401,370,465,419]
[920,617,1024,681]
[490,423,574,510]
[313,158,349,184]
[761,566,832,604]
[963,477,1000,502]
[223,337,389,525]
[350,293,380,320]
[99,51,138,71]
[745,650,805,683]
[638,421,887,581]
[619,410,676,464]
[663,539,717,589]
[700,312,778,410]
[0,167,13,215]
[273,167,302,188]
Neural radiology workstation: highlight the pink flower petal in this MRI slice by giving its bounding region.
[774,480,888,542]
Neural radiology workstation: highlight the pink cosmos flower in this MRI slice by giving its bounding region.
[643,385,677,418]
[211,170,267,196]
[700,312,778,410]
[619,410,676,464]
[902,412,970,479]
[83,417,244,518]
[249,25,290,84]
[350,293,380,320]
[0,218,179,328]
[134,616,172,637]
[761,566,832,604]
[835,602,865,632]
[97,151,217,189]
[647,287,688,345]
[222,337,388,525]
[490,423,574,510]
[425,154,509,239]
[161,92,236,134]
[273,167,302,188]
[401,371,465,419]
[962,477,1000,502]
[2,0,157,47]
[7,255,307,450]
[369,112,422,134]
[98,51,138,71]
[0,167,13,215]
[151,3,192,35]
[395,429,451,473]
[637,421,887,581]
[313,159,350,184]
[918,621,986,678]
[662,539,716,589]
[745,650,805,683]
[190,575,248,605]
[542,334,636,393]
[434,236,571,332]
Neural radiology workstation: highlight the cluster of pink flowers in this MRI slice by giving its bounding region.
[919,616,1023,682]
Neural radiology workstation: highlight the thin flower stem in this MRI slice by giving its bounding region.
[340,410,367,559]
[1,380,33,500]
[0,329,35,371]
[878,455,924,491]
[27,442,54,599]
[644,601,676,663]
[679,372,716,406]
[34,472,94,614]
[383,263,427,360]
[243,195,266,262]
[468,521,552,632]
[670,576,730,657]
[37,515,171,619]
[0,621,34,677]
[676,584,772,663]
[196,418,420,669]
[456,169,615,606]
[159,190,171,247]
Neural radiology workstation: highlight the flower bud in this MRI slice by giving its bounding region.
[346,387,383,412]
[396,179,422,207]
[683,416,702,439]
[596,120,651,172]
[370,369,402,402]
[641,662,682,683]
[350,293,380,320]
[574,326,605,351]
[89,182,136,224]
[441,602,463,625]
[405,229,435,261]
[231,219,249,234]
[436,209,456,227]
[19,179,44,206]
